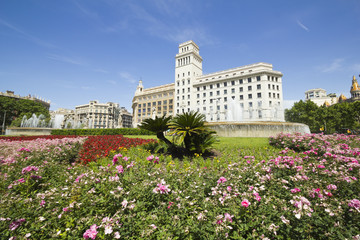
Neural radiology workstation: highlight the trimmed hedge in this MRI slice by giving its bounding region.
[50,128,154,136]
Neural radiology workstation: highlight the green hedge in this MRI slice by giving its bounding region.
[50,128,154,136]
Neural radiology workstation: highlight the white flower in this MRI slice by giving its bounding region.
[295,213,301,219]
[25,233,31,238]
[39,216,46,221]
[114,231,121,239]
[104,225,113,235]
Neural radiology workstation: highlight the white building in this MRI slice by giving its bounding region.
[133,40,285,126]
[305,88,338,106]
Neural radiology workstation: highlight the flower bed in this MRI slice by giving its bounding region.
[77,135,155,164]
[0,134,359,239]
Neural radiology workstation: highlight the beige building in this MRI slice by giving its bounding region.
[305,88,338,106]
[132,81,174,126]
[132,40,285,126]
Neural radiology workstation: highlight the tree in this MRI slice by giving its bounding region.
[0,96,50,129]
[138,115,173,146]
[285,100,319,132]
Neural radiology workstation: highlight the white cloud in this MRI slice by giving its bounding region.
[118,72,137,84]
[0,18,56,48]
[47,54,85,66]
[296,20,309,32]
[319,58,344,73]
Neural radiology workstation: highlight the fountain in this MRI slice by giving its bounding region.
[5,113,89,136]
[206,99,310,137]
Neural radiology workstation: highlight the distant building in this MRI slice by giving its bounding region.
[305,75,360,106]
[305,88,338,106]
[0,90,50,110]
[73,100,132,129]
[350,75,360,102]
[132,40,284,127]
[132,81,174,126]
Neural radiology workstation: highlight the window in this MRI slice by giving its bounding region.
[158,101,161,105]
[248,86,252,91]
[248,94,252,99]
[188,101,190,106]
[224,104,228,110]
[217,83,220,88]
[239,79,243,84]
[272,85,275,90]
[182,96,185,100]
[273,93,276,98]
[277,85,279,91]
[203,92,206,97]
[177,81,179,86]
[217,105,220,110]
[197,94,200,98]
[256,76,261,81]
[231,80,235,85]
[210,92,213,96]
[188,95,190,99]
[203,86,206,90]
[224,89,227,94]
[269,93,271,98]
[188,87,190,92]
[203,107,206,111]
[169,100,173,104]
[217,90,220,95]
[240,95,243,100]
[224,97,227,102]
[257,93,262,98]
[239,87,243,92]
[269,101,272,106]
[259,110,262,119]
[152,102,156,106]
[224,82,227,87]
[268,84,271,89]
[258,101,262,107]
[257,84,261,90]
[210,99,213,103]
[231,88,235,94]
[203,100,206,104]
[188,72,190,76]
[182,88,185,93]
[249,102,253,108]
[248,78,252,83]
[197,87,200,91]
[210,84,213,89]
[277,93,280,98]
[182,80,185,85]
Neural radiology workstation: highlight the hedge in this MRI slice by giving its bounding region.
[50,128,154,136]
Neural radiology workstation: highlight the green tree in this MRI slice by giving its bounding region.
[0,96,50,129]
[285,100,320,132]
[138,115,173,146]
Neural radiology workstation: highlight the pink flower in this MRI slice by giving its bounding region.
[290,188,301,193]
[123,156,129,161]
[40,200,45,207]
[21,166,39,174]
[227,186,232,192]
[147,155,154,161]
[241,199,250,208]
[253,192,261,201]
[224,213,233,222]
[348,199,360,210]
[153,156,159,164]
[149,224,157,229]
[63,207,70,212]
[168,201,174,209]
[153,180,171,194]
[217,177,227,184]
[18,178,26,183]
[126,161,135,168]
[9,218,26,231]
[317,165,325,169]
[112,153,122,165]
[116,165,124,173]
[83,224,98,239]
[327,184,337,190]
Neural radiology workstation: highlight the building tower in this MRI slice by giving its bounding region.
[350,75,360,102]
[174,40,203,114]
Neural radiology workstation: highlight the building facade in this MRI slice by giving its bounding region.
[132,40,285,127]
[305,88,338,106]
[132,81,174,125]
[70,101,132,129]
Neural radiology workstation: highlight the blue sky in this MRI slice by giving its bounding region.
[1,0,360,112]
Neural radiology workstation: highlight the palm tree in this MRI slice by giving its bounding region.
[168,111,207,152]
[138,115,172,146]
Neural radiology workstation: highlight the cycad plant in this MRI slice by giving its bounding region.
[169,111,217,153]
[138,115,172,146]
